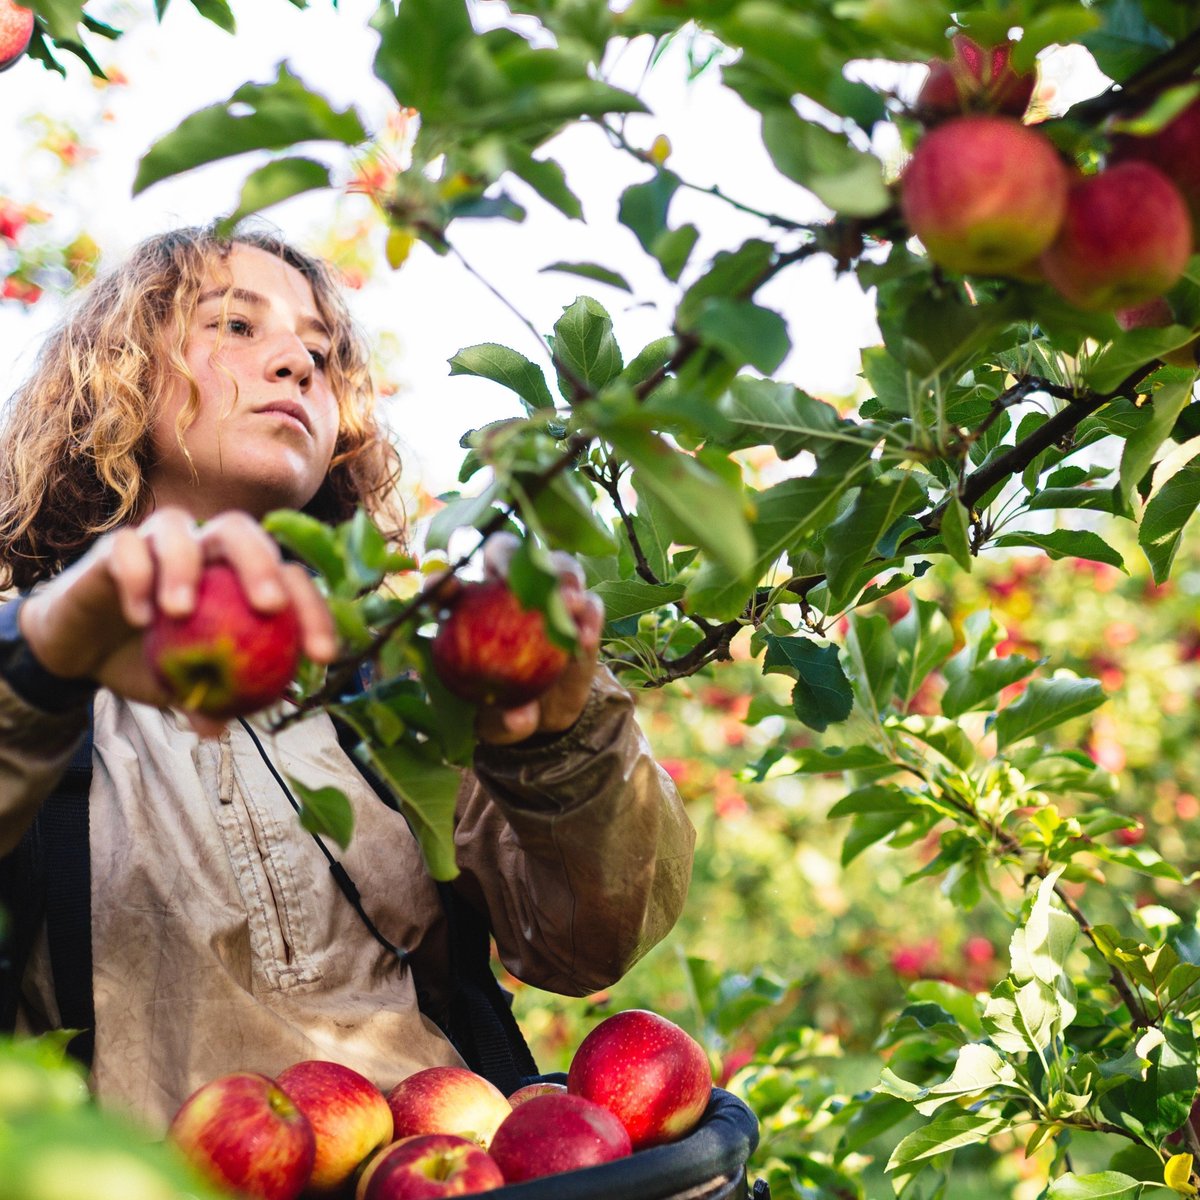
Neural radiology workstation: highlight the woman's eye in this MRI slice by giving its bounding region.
[227,317,254,337]
[309,349,329,371]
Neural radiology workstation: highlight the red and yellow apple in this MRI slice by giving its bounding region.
[567,1009,712,1149]
[916,34,1036,121]
[507,1080,568,1107]
[1110,95,1200,240]
[275,1060,393,1195]
[0,1,34,73]
[431,578,571,707]
[487,1092,632,1183]
[167,1072,315,1200]
[1039,161,1193,311]
[900,116,1069,275]
[359,1135,504,1200]
[143,560,302,718]
[386,1067,511,1150]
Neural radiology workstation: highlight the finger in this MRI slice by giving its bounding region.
[475,700,541,746]
[134,509,207,618]
[280,562,338,663]
[567,591,604,653]
[481,532,521,580]
[548,551,586,589]
[104,527,163,627]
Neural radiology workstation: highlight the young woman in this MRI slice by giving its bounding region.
[0,225,694,1130]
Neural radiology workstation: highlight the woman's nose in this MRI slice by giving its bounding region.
[268,335,314,391]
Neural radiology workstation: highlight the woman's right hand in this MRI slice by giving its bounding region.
[17,508,336,734]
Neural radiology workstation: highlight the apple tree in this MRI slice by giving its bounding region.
[13,0,1200,1196]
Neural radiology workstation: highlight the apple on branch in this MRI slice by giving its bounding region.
[899,115,1069,276]
[0,1,34,73]
[567,1008,713,1149]
[167,1072,315,1200]
[487,1092,632,1184]
[1110,94,1200,241]
[142,561,303,719]
[915,34,1036,122]
[275,1060,393,1195]
[358,1134,504,1200]
[386,1066,512,1150]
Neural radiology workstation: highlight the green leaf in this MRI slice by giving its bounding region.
[993,530,1126,571]
[552,297,623,393]
[360,742,464,881]
[823,475,926,611]
[618,170,681,254]
[188,0,235,34]
[134,64,367,194]
[424,484,502,554]
[715,377,866,461]
[1118,379,1194,507]
[1012,7,1102,70]
[370,0,476,117]
[691,300,790,375]
[942,655,1043,719]
[221,156,331,230]
[525,473,618,557]
[1140,461,1200,583]
[845,610,898,715]
[892,598,953,706]
[506,147,582,219]
[449,344,555,413]
[290,779,354,851]
[762,634,854,732]
[887,1112,1012,1171]
[982,977,1059,1053]
[939,496,973,570]
[25,0,86,41]
[828,783,912,818]
[994,675,1106,750]
[540,261,631,292]
[1044,1172,1141,1199]
[263,509,345,590]
[593,579,685,623]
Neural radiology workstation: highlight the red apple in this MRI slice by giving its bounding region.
[1040,162,1193,311]
[916,35,1036,121]
[1114,297,1199,367]
[360,1135,504,1200]
[0,1,33,73]
[900,116,1069,275]
[386,1067,512,1150]
[143,560,303,718]
[487,1092,632,1183]
[168,1072,316,1200]
[1110,95,1200,240]
[507,1080,567,1107]
[567,1009,712,1149]
[431,578,569,707]
[275,1060,393,1195]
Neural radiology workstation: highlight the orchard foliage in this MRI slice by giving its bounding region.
[9,0,1200,1196]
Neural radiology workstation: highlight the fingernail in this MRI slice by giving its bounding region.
[255,579,286,606]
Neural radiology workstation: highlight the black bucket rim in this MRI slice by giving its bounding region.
[489,1087,759,1199]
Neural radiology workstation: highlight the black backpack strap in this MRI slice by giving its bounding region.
[330,701,538,1093]
[0,717,95,1068]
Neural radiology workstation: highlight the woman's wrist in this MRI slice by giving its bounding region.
[0,596,98,713]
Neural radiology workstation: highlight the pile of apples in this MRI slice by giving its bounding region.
[167,1008,713,1199]
[900,33,1200,334]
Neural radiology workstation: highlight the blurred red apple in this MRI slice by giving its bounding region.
[916,35,1036,121]
[431,577,571,707]
[1110,95,1200,240]
[487,1092,632,1183]
[1040,162,1193,311]
[0,1,33,73]
[168,1072,315,1200]
[900,116,1069,275]
[386,1067,511,1150]
[143,561,302,718]
[1114,296,1199,366]
[507,1080,567,1107]
[567,1009,712,1150]
[360,1135,504,1200]
[276,1060,393,1195]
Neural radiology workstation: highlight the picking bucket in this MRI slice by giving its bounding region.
[491,1087,769,1199]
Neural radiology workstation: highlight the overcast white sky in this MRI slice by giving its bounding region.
[0,0,888,495]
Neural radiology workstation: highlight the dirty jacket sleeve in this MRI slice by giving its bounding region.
[452,665,696,997]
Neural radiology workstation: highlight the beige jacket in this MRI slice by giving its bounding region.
[0,667,694,1131]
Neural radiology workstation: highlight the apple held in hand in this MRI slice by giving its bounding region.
[168,1072,315,1200]
[143,561,302,718]
[1039,161,1193,311]
[487,1092,632,1184]
[386,1066,512,1150]
[0,2,34,73]
[567,1009,712,1149]
[431,578,570,708]
[276,1060,393,1194]
[360,1134,504,1200]
[900,116,1069,276]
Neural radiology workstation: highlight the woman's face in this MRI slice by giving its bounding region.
[145,243,342,521]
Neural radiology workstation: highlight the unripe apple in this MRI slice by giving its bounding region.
[1110,95,1200,241]
[431,578,569,707]
[0,1,33,73]
[900,116,1069,275]
[143,561,303,718]
[1039,162,1193,312]
[916,35,1036,121]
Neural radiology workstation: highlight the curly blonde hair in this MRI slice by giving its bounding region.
[0,224,402,590]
